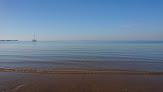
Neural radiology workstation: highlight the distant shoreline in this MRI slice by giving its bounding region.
[0,40,18,41]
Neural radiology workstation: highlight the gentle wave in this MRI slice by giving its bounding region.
[0,68,163,75]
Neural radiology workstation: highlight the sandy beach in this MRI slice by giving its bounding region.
[0,72,163,92]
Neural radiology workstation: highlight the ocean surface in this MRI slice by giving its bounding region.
[0,41,163,73]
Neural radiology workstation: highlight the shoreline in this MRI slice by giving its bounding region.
[1,68,163,75]
[0,72,163,92]
[0,40,18,41]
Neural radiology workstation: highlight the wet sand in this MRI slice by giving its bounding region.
[0,72,163,92]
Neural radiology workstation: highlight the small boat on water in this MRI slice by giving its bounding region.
[32,39,37,42]
[32,33,37,42]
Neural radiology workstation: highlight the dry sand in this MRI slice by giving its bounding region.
[0,72,163,92]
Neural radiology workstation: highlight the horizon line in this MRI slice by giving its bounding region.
[1,40,163,42]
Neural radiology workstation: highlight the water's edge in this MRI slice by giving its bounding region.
[0,68,163,75]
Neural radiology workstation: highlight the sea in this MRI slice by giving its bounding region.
[0,40,163,73]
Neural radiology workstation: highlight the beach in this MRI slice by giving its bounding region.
[1,72,163,92]
[1,0,163,91]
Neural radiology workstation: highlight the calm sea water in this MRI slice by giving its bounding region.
[0,41,163,73]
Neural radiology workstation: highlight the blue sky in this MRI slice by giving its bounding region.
[0,0,163,41]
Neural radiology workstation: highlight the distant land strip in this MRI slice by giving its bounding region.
[0,68,163,75]
[0,40,18,41]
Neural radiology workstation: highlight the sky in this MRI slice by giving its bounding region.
[0,0,163,41]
